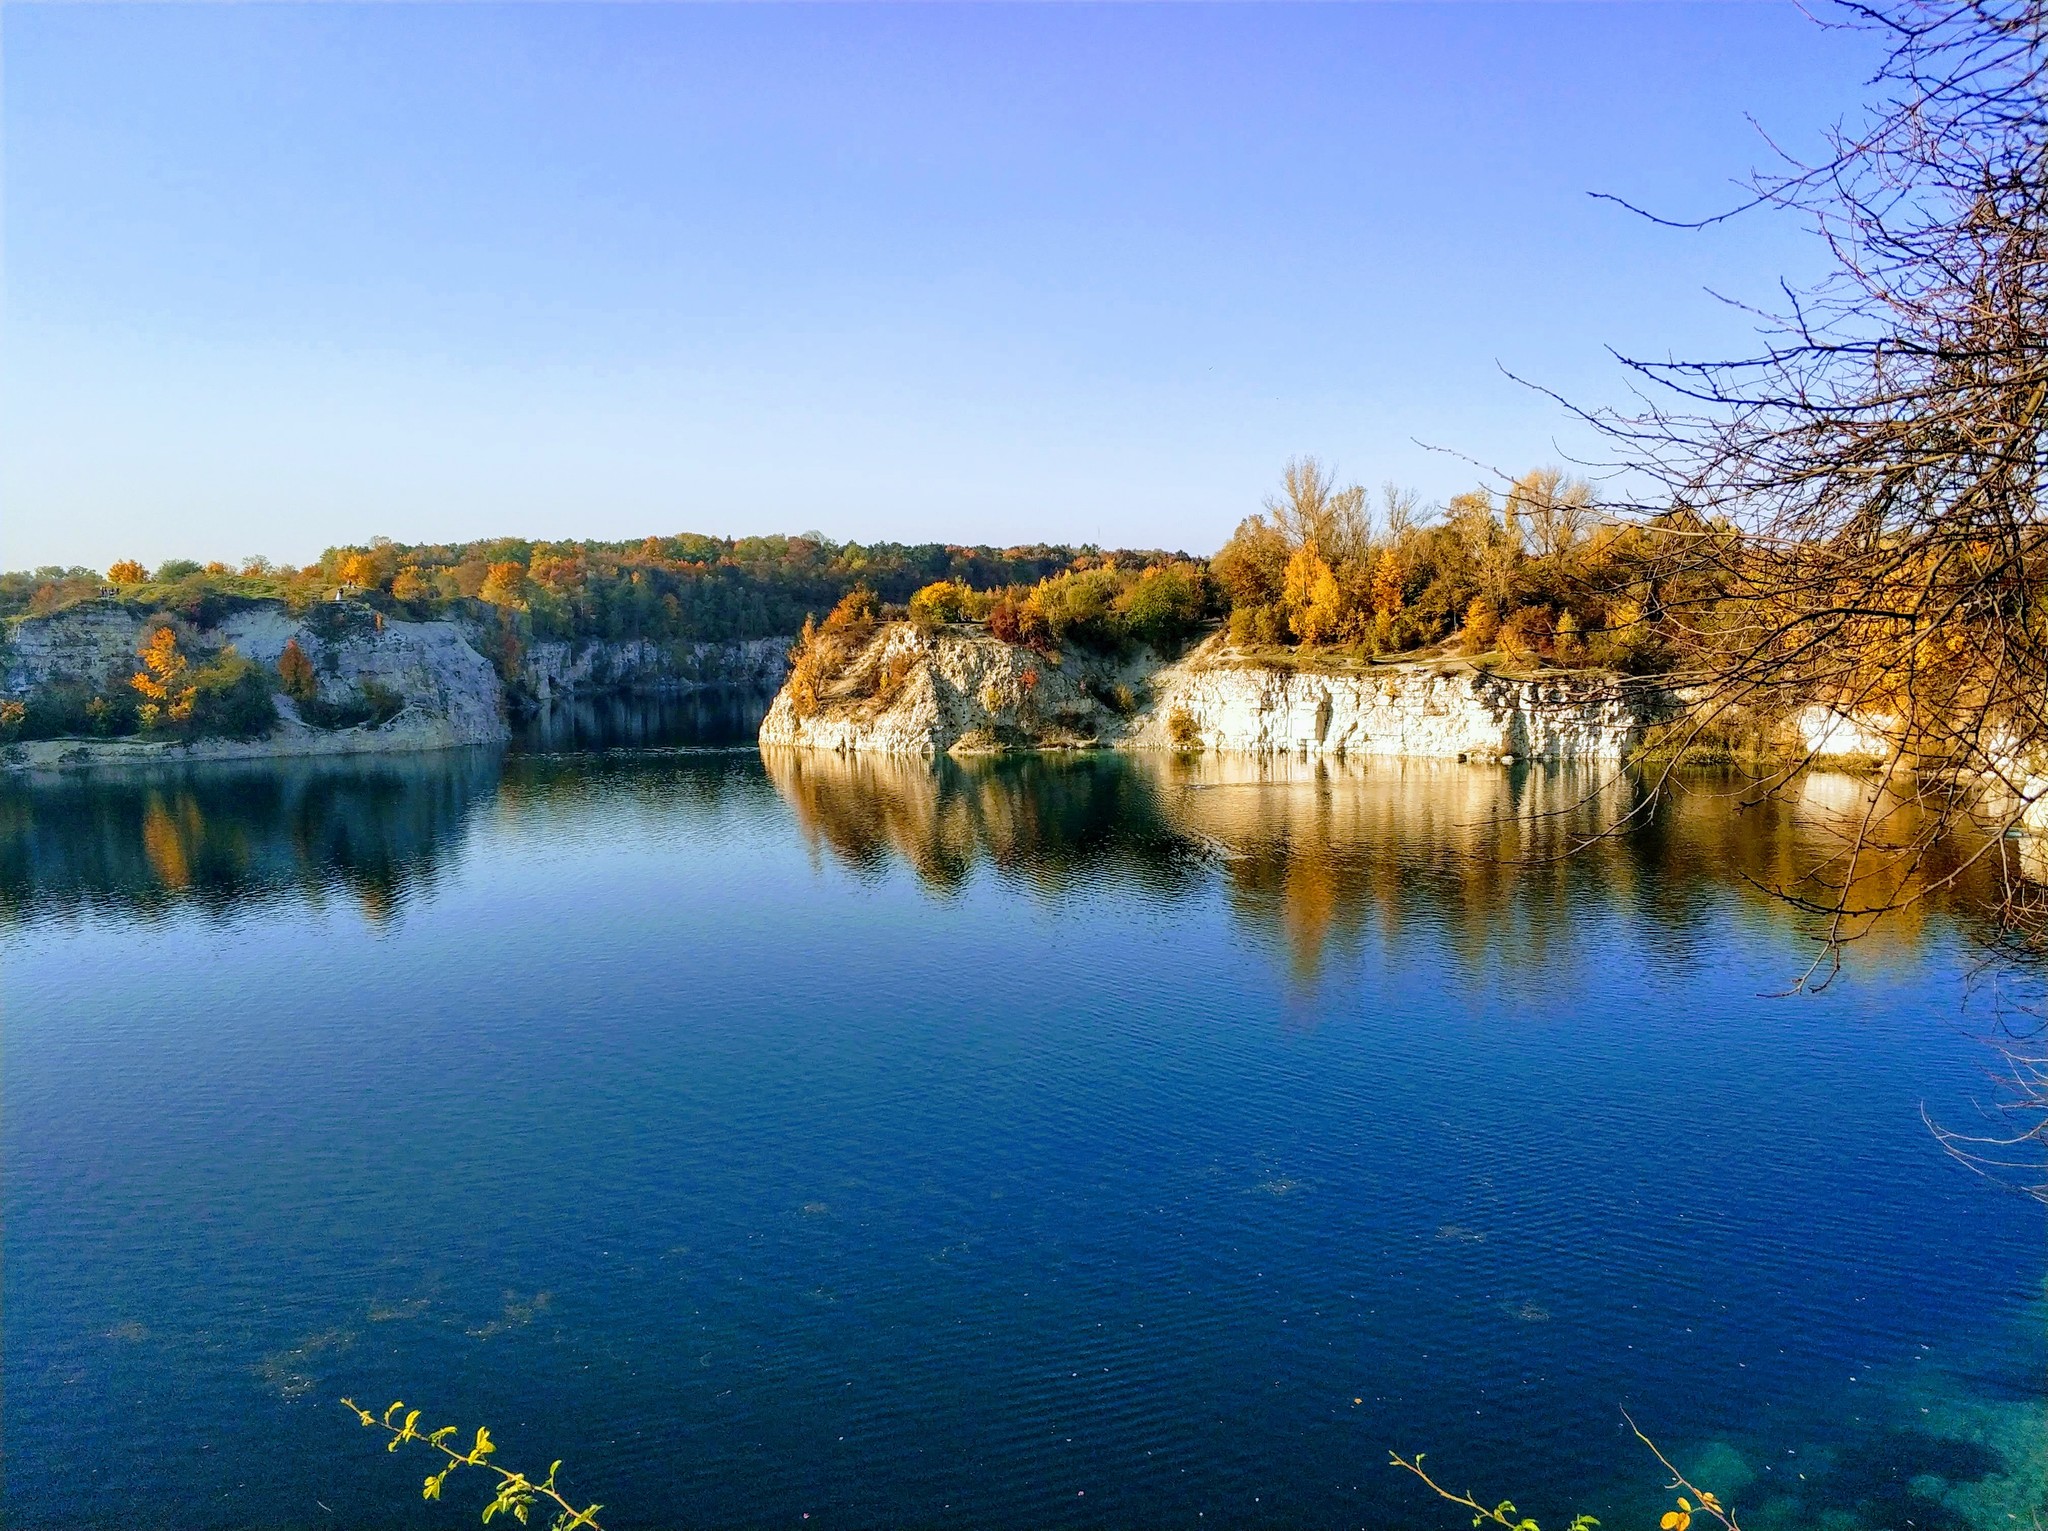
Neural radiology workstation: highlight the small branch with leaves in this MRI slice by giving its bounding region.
[341,1398,603,1531]
[1389,1451,1601,1531]
[1623,1410,1741,1531]
[1393,1411,1741,1531]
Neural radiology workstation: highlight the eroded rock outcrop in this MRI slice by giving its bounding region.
[1136,642,1656,760]
[2,597,509,769]
[759,625,1660,761]
[760,624,1149,754]
[518,635,789,703]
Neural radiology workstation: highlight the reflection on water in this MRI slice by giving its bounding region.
[4,740,2042,1531]
[764,749,2006,983]
[761,748,1205,896]
[10,742,2002,979]
[512,688,773,753]
[0,750,501,927]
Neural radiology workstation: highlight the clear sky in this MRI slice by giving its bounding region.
[1,3,1880,571]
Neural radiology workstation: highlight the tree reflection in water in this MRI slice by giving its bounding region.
[0,750,504,927]
[2,744,2011,984]
[763,748,2012,985]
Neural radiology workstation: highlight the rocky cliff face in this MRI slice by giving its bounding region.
[1135,643,1653,761]
[517,636,790,702]
[219,603,507,744]
[760,623,1145,754]
[3,597,508,767]
[3,601,152,694]
[758,625,1659,760]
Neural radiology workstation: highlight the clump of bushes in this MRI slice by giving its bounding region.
[907,579,981,629]
[1084,678,1140,716]
[787,587,881,718]
[0,622,427,744]
[6,678,136,740]
[186,649,278,738]
[0,626,284,743]
[299,678,404,731]
[915,559,1216,658]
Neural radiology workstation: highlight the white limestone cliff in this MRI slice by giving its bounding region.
[2,597,508,769]
[758,625,1658,760]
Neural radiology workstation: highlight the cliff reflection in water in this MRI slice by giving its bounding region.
[513,688,773,753]
[761,747,1208,897]
[763,748,2005,980]
[5,742,2003,971]
[0,750,503,926]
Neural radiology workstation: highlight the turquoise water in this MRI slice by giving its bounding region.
[3,739,2042,1529]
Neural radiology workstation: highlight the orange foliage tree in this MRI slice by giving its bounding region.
[131,627,195,728]
[276,638,319,702]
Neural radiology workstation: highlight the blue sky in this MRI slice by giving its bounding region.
[2,3,1879,570]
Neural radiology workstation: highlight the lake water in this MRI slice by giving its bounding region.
[4,724,2044,1530]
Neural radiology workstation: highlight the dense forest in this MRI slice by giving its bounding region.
[4,462,1698,674]
[784,461,1708,675]
[0,533,1190,646]
[0,465,1718,744]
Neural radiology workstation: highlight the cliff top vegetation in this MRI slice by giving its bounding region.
[0,534,1198,649]
[776,459,1704,700]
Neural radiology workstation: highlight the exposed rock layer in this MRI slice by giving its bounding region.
[758,626,1659,760]
[3,598,508,769]
[517,636,789,702]
[4,601,795,769]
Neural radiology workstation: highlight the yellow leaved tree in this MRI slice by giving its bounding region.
[131,627,195,729]
[479,561,531,609]
[1282,543,1344,646]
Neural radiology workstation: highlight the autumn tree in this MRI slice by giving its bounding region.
[1370,550,1407,621]
[277,638,319,702]
[478,562,530,609]
[1282,544,1344,645]
[908,579,975,628]
[107,559,147,585]
[1584,0,2048,968]
[131,627,195,729]
[1445,490,1520,612]
[1504,468,1594,562]
[1265,456,1369,563]
[337,552,382,589]
[1463,596,1500,653]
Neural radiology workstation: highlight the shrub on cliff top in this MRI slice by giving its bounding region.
[907,580,980,630]
[787,586,883,718]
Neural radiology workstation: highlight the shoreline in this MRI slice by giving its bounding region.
[1,713,500,774]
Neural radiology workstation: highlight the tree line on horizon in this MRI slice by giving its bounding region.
[0,467,1717,744]
[3,458,1697,674]
[0,531,1193,647]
